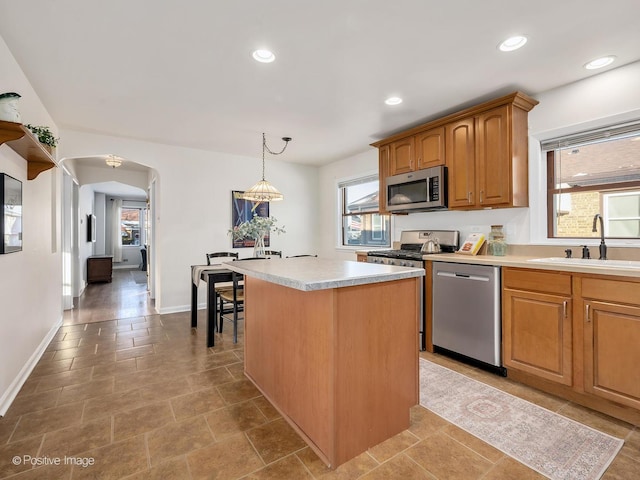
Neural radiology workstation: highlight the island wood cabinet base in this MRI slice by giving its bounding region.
[243,276,420,468]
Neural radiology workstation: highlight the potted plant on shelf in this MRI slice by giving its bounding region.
[25,124,59,153]
[228,214,285,257]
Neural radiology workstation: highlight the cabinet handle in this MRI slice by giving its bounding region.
[585,304,591,322]
[563,300,567,318]
[480,190,484,204]
[468,191,473,203]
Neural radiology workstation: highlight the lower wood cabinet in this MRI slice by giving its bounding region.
[503,268,573,386]
[503,267,640,424]
[581,278,640,411]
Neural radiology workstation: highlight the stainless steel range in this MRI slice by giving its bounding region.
[367,230,459,350]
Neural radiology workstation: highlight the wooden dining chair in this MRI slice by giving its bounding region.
[204,252,239,332]
[218,257,264,343]
[206,251,238,265]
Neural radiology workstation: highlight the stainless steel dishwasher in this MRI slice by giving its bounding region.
[432,261,503,372]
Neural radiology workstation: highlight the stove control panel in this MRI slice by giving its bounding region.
[366,256,424,268]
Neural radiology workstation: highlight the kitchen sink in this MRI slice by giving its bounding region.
[527,257,640,269]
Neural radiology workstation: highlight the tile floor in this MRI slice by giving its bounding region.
[1,270,639,479]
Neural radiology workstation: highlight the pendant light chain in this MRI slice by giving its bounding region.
[240,132,292,202]
[261,132,291,181]
[263,132,290,156]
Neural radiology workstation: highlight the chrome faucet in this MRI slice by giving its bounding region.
[592,214,607,260]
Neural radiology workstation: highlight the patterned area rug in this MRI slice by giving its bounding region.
[420,359,624,480]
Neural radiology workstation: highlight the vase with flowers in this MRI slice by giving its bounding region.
[229,214,285,257]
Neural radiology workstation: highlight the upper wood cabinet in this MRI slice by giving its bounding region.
[445,118,476,208]
[0,120,57,180]
[389,137,414,175]
[378,144,390,215]
[447,103,530,209]
[372,92,537,212]
[388,127,445,176]
[415,127,445,169]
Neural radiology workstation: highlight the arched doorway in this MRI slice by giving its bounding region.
[60,155,158,324]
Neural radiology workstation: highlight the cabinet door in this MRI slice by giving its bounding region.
[415,127,445,169]
[378,145,390,214]
[445,118,475,208]
[583,300,640,409]
[476,105,511,207]
[389,137,415,175]
[503,288,572,385]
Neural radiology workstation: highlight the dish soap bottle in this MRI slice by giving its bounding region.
[488,225,507,256]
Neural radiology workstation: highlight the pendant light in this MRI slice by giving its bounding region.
[105,154,122,168]
[241,132,291,202]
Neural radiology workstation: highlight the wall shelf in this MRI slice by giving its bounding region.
[0,120,57,180]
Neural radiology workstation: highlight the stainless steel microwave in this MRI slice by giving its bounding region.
[386,166,448,212]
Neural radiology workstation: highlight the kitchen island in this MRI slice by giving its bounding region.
[225,257,424,468]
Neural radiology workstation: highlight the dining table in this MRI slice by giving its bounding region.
[190,264,233,347]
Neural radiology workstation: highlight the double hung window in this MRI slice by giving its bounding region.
[339,175,390,247]
[544,122,640,238]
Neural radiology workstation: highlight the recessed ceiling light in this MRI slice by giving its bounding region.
[252,49,275,63]
[385,97,403,106]
[584,56,616,70]
[498,35,528,52]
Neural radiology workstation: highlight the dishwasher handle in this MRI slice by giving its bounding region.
[436,271,490,282]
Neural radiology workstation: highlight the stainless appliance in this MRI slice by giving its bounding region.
[386,166,447,213]
[367,230,459,350]
[432,261,505,375]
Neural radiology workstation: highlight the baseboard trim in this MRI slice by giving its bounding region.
[157,303,207,315]
[0,316,63,417]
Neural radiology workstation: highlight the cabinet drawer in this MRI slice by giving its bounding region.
[581,277,640,305]
[503,268,572,295]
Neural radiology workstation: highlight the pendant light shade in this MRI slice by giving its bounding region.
[241,179,284,202]
[241,133,291,202]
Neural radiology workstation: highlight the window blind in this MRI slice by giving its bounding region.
[337,174,378,189]
[541,120,640,151]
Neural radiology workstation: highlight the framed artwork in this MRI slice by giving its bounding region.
[231,191,270,248]
[87,214,96,243]
[1,173,23,254]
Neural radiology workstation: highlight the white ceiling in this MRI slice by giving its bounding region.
[91,181,146,200]
[1,0,640,166]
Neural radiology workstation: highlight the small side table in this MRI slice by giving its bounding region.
[87,255,113,283]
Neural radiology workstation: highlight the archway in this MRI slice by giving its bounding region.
[59,155,158,321]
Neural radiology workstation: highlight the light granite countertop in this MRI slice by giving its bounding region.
[224,257,425,291]
[423,253,640,278]
[358,244,640,278]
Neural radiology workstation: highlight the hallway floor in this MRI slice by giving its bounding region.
[63,268,156,325]
[1,277,639,479]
